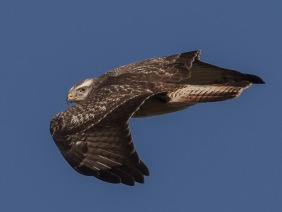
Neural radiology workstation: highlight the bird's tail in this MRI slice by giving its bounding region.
[168,81,252,104]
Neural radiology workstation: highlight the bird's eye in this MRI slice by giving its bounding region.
[79,88,86,92]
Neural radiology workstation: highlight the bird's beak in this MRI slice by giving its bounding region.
[67,92,73,105]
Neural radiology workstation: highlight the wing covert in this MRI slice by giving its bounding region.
[97,50,200,84]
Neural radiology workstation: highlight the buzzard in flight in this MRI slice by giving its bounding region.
[50,50,264,185]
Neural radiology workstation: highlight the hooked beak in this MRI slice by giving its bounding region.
[67,92,73,105]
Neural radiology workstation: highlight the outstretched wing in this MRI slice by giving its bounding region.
[97,50,200,84]
[96,50,264,87]
[183,60,265,85]
[50,84,159,185]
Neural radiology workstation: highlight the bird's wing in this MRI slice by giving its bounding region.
[181,60,265,85]
[98,50,264,86]
[98,50,200,83]
[50,84,160,185]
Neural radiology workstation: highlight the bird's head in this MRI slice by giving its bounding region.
[67,78,95,104]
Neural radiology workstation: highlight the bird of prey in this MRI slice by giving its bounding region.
[50,50,264,186]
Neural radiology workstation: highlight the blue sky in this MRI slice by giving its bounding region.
[1,1,281,211]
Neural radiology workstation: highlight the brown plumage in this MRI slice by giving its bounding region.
[50,50,264,186]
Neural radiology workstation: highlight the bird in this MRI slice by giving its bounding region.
[50,50,264,186]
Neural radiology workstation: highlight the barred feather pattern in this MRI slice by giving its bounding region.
[50,50,264,185]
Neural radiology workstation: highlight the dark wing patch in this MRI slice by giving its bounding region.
[90,50,264,89]
[98,50,200,83]
[51,85,158,185]
[54,123,149,185]
[182,60,265,85]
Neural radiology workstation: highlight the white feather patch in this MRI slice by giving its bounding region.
[76,79,94,89]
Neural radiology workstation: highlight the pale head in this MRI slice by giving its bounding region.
[67,78,95,104]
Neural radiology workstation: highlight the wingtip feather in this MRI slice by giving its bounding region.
[244,74,265,84]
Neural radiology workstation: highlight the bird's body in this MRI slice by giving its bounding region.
[50,50,264,185]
